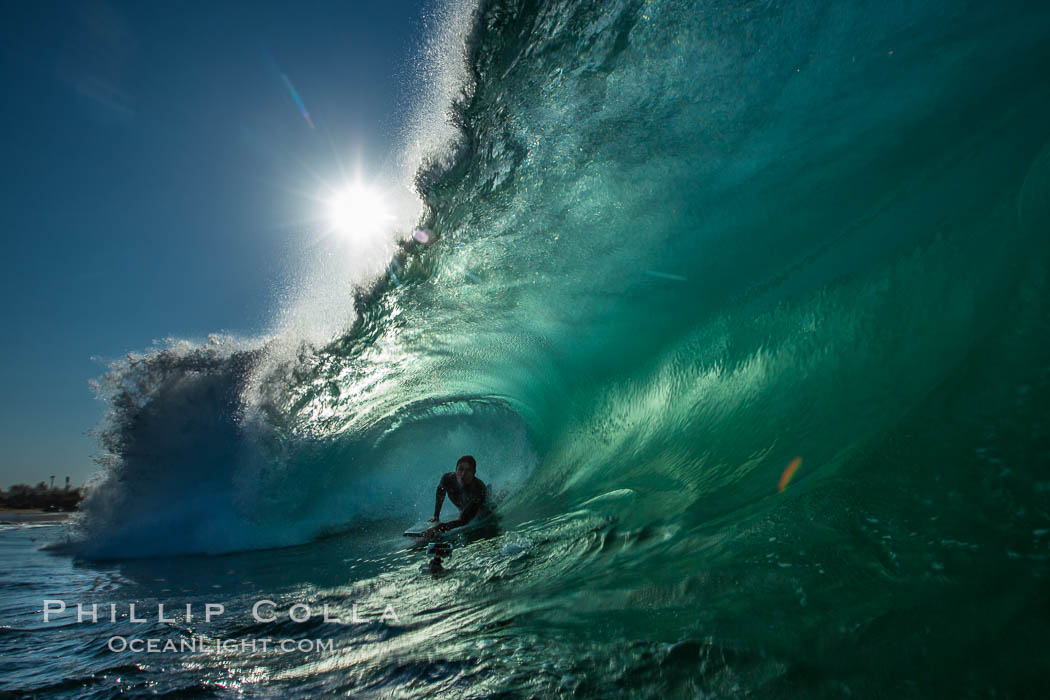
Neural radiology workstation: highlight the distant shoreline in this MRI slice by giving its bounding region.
[0,509,73,523]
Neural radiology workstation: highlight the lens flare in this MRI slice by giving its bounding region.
[778,457,803,492]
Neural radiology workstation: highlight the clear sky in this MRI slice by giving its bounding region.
[0,0,430,488]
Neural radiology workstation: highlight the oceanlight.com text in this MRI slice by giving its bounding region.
[107,636,336,654]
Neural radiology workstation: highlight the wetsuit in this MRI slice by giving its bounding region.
[433,472,486,531]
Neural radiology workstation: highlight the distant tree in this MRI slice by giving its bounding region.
[10,484,32,503]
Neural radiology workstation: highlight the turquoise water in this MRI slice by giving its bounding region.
[5,0,1050,696]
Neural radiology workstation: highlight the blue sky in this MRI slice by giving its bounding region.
[0,0,429,488]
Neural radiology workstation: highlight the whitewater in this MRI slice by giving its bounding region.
[3,0,1050,696]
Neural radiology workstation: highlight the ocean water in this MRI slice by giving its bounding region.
[4,0,1050,696]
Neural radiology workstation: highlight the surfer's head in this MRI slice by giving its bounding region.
[455,455,477,485]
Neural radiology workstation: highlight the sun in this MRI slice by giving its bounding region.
[326,184,393,238]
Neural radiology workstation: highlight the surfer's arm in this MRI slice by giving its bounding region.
[435,496,483,532]
[432,474,450,520]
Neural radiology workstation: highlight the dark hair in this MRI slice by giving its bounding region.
[457,455,476,471]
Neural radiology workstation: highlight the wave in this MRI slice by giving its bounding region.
[69,0,1050,560]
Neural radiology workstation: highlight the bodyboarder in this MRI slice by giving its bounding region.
[423,455,486,539]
